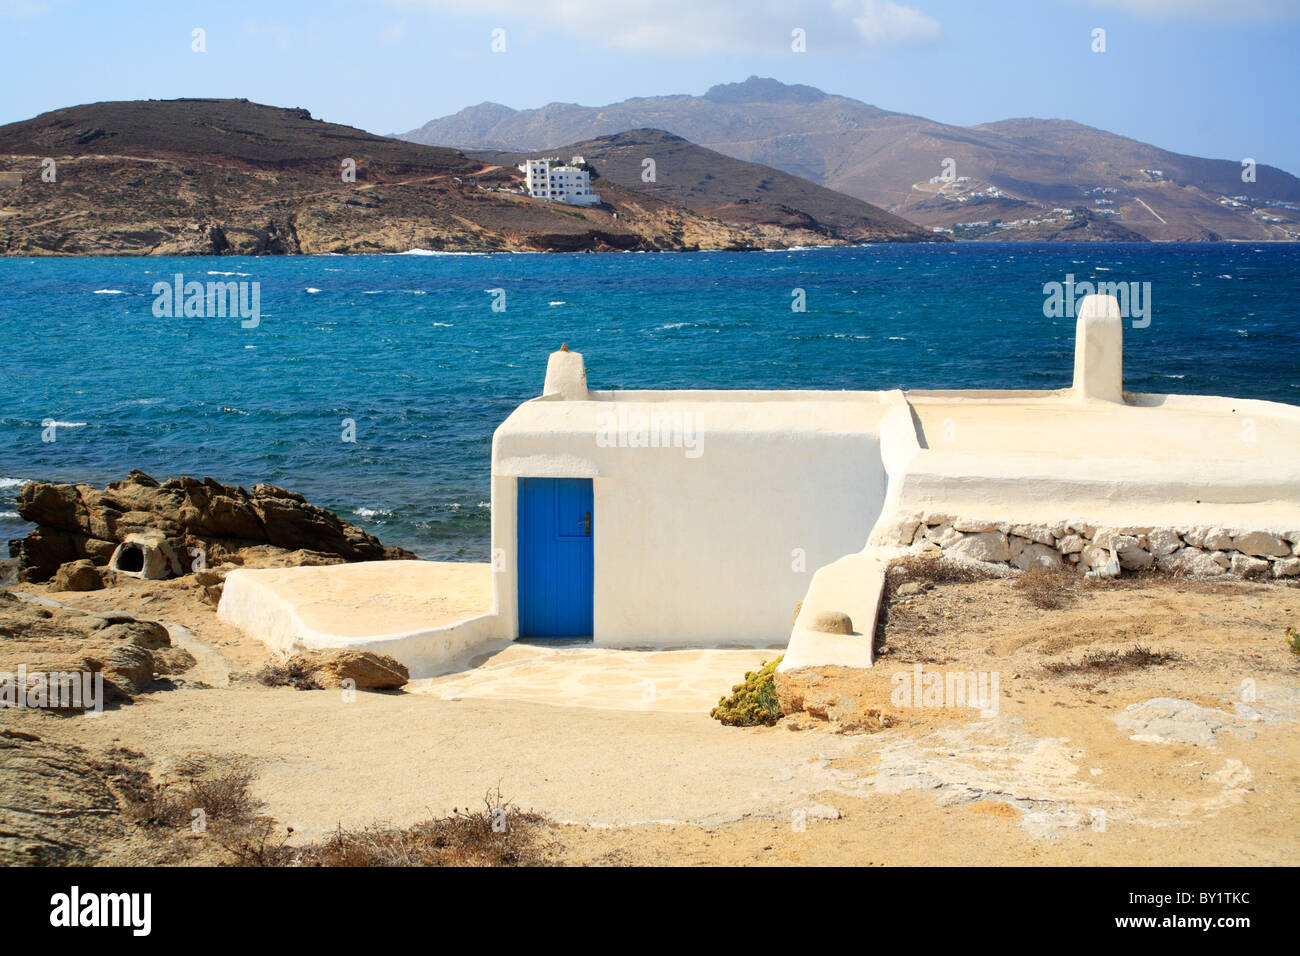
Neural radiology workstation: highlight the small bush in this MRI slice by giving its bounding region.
[1287,626,1300,656]
[1043,645,1180,677]
[295,787,547,867]
[711,657,784,727]
[887,556,998,593]
[122,770,262,830]
[255,658,322,690]
[1013,564,1079,610]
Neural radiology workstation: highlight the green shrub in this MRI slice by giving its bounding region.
[1287,626,1300,656]
[711,656,784,727]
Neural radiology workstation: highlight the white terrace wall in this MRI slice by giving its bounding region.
[491,390,891,646]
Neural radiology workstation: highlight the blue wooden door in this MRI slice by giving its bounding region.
[517,478,593,637]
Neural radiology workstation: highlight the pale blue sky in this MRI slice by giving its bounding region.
[2,0,1297,173]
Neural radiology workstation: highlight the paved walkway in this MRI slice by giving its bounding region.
[415,643,784,713]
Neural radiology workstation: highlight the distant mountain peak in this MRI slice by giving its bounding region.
[703,76,827,105]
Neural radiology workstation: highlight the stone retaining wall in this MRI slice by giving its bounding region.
[889,514,1300,579]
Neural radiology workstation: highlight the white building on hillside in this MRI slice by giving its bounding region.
[520,157,601,206]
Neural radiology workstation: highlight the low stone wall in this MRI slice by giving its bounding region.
[889,513,1300,579]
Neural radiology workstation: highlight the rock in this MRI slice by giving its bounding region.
[1272,558,1300,578]
[1093,528,1140,552]
[1230,531,1290,557]
[1085,550,1120,578]
[1008,524,1056,546]
[947,531,1011,563]
[1229,554,1270,579]
[89,645,156,697]
[97,620,171,650]
[1078,544,1113,571]
[1202,528,1235,550]
[811,611,854,634]
[288,649,409,690]
[1013,543,1063,571]
[1056,533,1086,554]
[13,472,416,583]
[1210,551,1231,570]
[1156,547,1226,577]
[49,559,104,592]
[892,516,922,545]
[897,582,923,596]
[921,512,951,526]
[1145,528,1183,557]
[1118,548,1154,571]
[1181,527,1208,548]
[952,517,996,533]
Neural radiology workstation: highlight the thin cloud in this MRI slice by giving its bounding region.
[1085,0,1300,19]
[390,0,941,54]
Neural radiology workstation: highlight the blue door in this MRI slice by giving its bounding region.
[517,478,593,637]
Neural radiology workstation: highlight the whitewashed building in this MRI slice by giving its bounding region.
[520,157,601,206]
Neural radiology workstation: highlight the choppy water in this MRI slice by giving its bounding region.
[2,242,1297,559]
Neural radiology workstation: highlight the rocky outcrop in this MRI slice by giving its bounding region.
[893,513,1300,580]
[10,470,415,584]
[0,591,193,703]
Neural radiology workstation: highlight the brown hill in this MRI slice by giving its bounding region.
[470,129,938,244]
[403,76,1300,242]
[0,98,868,255]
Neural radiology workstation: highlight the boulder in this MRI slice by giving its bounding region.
[1008,524,1056,546]
[1156,547,1226,577]
[88,645,156,697]
[1013,543,1063,571]
[1230,531,1290,557]
[287,649,409,690]
[1229,554,1270,579]
[1273,558,1300,578]
[1118,548,1154,571]
[1093,528,1140,552]
[49,560,104,593]
[947,531,1011,563]
[1056,533,1087,555]
[1145,528,1183,557]
[1202,528,1235,550]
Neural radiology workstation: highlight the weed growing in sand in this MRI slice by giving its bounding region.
[120,769,262,831]
[295,787,548,867]
[1013,564,1079,610]
[255,657,323,690]
[887,556,999,594]
[712,656,784,727]
[1286,626,1300,656]
[1042,645,1180,677]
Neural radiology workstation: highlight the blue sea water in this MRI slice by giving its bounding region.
[1,242,1297,560]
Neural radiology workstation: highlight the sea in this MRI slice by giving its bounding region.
[2,242,1297,560]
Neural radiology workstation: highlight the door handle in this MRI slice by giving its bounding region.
[581,511,591,536]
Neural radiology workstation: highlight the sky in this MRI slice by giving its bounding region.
[2,0,1298,174]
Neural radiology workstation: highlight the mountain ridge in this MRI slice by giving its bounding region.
[402,76,1300,242]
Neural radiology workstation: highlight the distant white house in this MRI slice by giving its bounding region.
[520,156,601,206]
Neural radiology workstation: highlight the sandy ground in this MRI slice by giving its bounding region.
[3,570,1298,865]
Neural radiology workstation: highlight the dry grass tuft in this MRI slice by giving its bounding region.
[1042,645,1180,677]
[1013,564,1080,610]
[254,658,323,690]
[294,788,548,867]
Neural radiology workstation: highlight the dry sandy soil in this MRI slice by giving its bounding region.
[2,567,1297,866]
